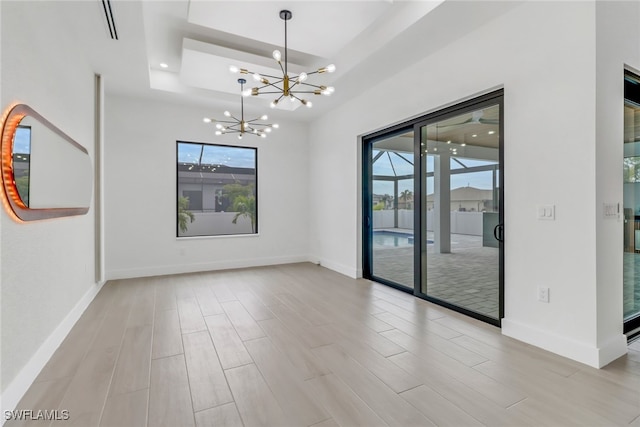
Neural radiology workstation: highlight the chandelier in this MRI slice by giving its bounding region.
[230,9,335,109]
[203,78,279,139]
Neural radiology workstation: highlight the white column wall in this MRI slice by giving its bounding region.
[308,1,628,367]
[104,95,310,279]
[594,1,640,365]
[1,1,98,409]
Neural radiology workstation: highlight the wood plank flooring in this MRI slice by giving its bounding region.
[7,263,640,426]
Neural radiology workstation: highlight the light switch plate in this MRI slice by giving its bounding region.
[537,204,555,220]
[603,202,618,219]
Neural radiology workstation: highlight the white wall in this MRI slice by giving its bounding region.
[1,1,99,411]
[595,1,640,364]
[104,95,310,279]
[308,1,630,367]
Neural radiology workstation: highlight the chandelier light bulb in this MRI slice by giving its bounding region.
[261,114,268,120]
[273,50,281,62]
[242,89,252,97]
[224,111,231,117]
[215,124,223,129]
[229,65,239,73]
[238,134,243,139]
[265,127,272,133]
[272,123,279,128]
[321,86,335,96]
[260,133,267,138]
[253,73,262,81]
[290,96,296,103]
[215,131,222,135]
[270,100,278,108]
[203,117,212,123]
[319,64,336,74]
[298,72,308,82]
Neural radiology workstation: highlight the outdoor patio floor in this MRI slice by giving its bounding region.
[623,252,640,321]
[374,231,640,324]
[372,230,500,319]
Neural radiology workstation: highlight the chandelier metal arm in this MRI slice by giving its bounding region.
[303,70,322,77]
[254,91,286,95]
[257,72,282,80]
[254,78,285,91]
[295,82,325,90]
[246,118,270,124]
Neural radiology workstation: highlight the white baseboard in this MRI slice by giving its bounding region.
[502,318,628,368]
[106,255,311,281]
[317,258,358,279]
[1,281,105,421]
[596,334,629,367]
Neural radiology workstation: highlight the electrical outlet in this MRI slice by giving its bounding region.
[538,286,550,303]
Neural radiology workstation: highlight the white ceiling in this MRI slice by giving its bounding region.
[61,0,521,123]
[138,0,445,117]
[186,1,394,59]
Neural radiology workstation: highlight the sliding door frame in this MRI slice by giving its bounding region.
[362,89,504,326]
[413,91,504,326]
[624,68,640,335]
[362,125,416,294]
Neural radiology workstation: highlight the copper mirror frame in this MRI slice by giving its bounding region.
[1,104,91,221]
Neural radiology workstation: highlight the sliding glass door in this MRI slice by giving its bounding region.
[417,101,503,323]
[365,130,415,290]
[363,91,503,325]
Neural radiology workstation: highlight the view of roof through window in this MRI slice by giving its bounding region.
[178,142,255,168]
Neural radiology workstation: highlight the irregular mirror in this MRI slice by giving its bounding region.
[1,104,92,221]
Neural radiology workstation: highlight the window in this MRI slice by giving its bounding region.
[13,125,31,206]
[177,141,257,237]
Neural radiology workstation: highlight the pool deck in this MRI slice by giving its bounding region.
[373,229,640,323]
[372,229,500,319]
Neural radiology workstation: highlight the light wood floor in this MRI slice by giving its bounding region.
[8,263,640,426]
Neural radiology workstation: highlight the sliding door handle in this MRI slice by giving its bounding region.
[493,223,504,242]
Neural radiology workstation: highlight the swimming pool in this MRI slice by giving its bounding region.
[372,231,434,247]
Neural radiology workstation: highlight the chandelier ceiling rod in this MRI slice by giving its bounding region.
[282,10,290,78]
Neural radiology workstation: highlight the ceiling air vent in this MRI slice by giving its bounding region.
[101,0,118,40]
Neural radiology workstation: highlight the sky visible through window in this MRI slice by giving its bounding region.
[14,126,31,154]
[178,142,255,168]
[373,150,498,196]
